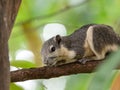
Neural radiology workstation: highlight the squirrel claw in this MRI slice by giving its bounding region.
[78,58,90,64]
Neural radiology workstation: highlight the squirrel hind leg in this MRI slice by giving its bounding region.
[86,26,106,61]
[78,53,105,64]
[78,57,94,64]
[78,48,106,64]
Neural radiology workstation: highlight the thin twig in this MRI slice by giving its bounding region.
[15,0,90,26]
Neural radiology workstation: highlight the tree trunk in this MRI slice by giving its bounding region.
[0,0,21,90]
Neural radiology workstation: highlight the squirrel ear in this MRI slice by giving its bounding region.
[55,35,61,44]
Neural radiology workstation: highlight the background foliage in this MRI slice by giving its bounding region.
[10,0,120,90]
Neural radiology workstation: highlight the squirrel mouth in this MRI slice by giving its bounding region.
[56,60,66,65]
[46,56,66,66]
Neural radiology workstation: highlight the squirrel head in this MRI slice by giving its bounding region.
[41,35,64,66]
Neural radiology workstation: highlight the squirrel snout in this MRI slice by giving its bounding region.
[43,59,48,65]
[43,57,49,65]
[43,56,56,66]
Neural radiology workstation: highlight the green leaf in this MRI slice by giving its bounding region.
[10,60,36,68]
[65,74,92,90]
[88,50,120,90]
[10,83,23,90]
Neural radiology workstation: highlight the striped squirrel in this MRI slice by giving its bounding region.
[41,24,120,66]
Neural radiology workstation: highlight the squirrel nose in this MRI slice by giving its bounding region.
[43,57,56,65]
[42,57,48,65]
[44,61,48,65]
[44,59,48,65]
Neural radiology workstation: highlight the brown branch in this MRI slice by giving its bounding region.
[11,61,103,82]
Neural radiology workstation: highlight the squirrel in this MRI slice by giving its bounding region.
[41,24,120,66]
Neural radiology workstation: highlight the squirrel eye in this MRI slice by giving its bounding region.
[50,45,56,52]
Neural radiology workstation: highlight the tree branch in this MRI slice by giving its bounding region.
[15,0,90,26]
[11,60,103,82]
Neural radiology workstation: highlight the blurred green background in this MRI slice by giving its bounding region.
[10,0,120,90]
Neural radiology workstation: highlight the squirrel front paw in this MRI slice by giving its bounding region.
[78,58,92,64]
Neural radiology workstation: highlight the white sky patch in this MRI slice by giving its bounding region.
[15,49,34,62]
[43,23,67,41]
[10,66,19,71]
[43,77,67,90]
[16,80,37,90]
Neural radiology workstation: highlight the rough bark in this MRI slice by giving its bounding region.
[11,60,120,82]
[0,0,21,90]
[11,61,103,82]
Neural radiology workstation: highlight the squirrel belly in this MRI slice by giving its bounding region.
[41,24,120,66]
